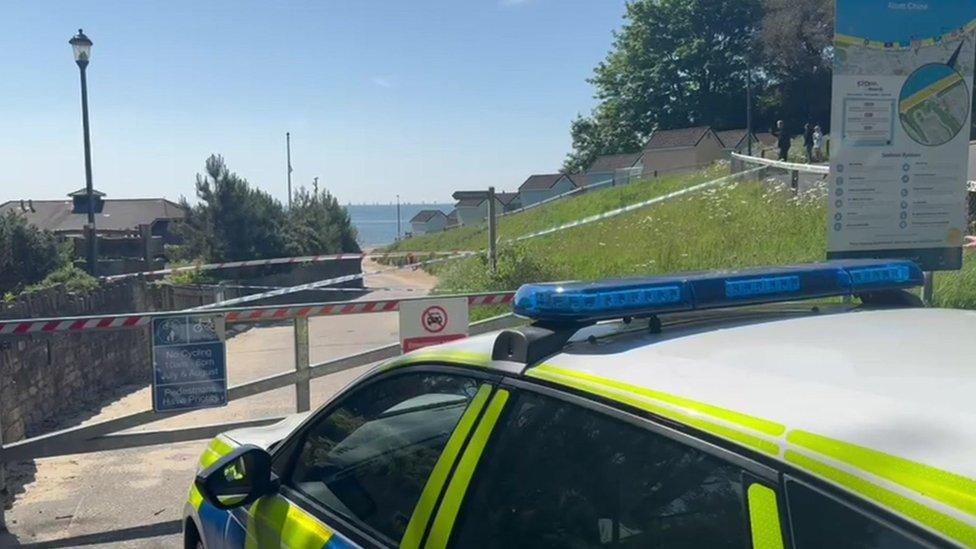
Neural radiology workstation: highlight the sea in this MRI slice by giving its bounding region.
[347,203,454,249]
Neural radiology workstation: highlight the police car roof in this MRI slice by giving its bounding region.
[432,305,976,480]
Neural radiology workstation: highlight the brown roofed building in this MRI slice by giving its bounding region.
[451,190,505,226]
[0,188,186,240]
[409,209,448,235]
[518,174,579,207]
[445,209,460,229]
[716,129,761,154]
[637,126,725,177]
[496,192,522,212]
[585,152,644,187]
[0,188,188,274]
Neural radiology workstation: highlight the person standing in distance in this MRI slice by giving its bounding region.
[803,123,815,163]
[773,120,791,161]
[812,125,824,162]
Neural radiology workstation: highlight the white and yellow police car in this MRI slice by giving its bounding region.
[184,259,976,548]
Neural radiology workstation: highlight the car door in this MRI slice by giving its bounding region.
[224,366,499,548]
[425,379,789,549]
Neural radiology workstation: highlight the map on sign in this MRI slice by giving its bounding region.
[827,1,976,271]
[899,62,969,146]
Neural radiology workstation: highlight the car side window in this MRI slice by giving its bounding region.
[450,390,749,548]
[785,478,926,548]
[286,372,482,544]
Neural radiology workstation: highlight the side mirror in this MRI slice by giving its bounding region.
[195,444,279,510]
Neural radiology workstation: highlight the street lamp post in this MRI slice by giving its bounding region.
[70,29,97,275]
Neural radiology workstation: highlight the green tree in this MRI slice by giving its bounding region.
[564,0,763,171]
[179,155,291,262]
[759,0,833,130]
[286,187,361,255]
[177,155,361,263]
[0,211,66,294]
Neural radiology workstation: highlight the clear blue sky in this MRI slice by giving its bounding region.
[0,0,628,205]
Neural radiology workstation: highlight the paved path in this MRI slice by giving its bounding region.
[0,261,437,548]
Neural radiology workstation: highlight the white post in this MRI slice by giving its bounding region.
[923,271,935,305]
[488,187,497,273]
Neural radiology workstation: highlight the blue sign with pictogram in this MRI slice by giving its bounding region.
[151,315,227,412]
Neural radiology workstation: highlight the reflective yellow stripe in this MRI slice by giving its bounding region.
[529,366,780,455]
[786,451,976,547]
[190,435,239,510]
[426,389,510,549]
[788,430,976,517]
[246,494,333,549]
[747,484,784,549]
[188,485,204,510]
[530,364,785,436]
[527,363,976,546]
[199,435,236,469]
[380,351,492,372]
[400,384,493,549]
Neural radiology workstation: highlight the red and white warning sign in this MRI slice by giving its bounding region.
[399,297,469,353]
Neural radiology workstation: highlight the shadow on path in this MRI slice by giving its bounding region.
[0,519,182,547]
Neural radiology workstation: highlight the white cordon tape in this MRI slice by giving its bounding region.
[514,166,768,242]
[190,252,479,311]
[0,291,514,335]
[101,250,474,281]
[731,152,830,175]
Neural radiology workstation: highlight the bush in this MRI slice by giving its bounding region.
[435,244,568,321]
[0,211,65,294]
[435,244,567,294]
[25,265,99,295]
[286,187,360,255]
[168,264,215,285]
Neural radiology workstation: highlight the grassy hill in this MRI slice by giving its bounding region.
[386,163,976,312]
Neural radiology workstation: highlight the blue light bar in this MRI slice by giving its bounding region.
[513,259,923,322]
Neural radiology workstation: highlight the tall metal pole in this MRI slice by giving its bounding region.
[286,132,293,208]
[396,194,401,241]
[78,60,98,275]
[488,187,497,273]
[746,63,753,156]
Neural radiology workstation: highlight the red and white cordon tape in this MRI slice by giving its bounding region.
[0,315,152,335]
[224,293,514,322]
[102,250,476,281]
[0,292,515,336]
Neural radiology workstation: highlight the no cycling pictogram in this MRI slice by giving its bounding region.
[421,305,448,333]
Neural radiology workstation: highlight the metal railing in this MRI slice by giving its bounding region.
[0,293,522,530]
[731,152,829,195]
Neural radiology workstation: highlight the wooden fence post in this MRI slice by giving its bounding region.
[294,317,310,413]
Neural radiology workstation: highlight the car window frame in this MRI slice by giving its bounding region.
[268,363,501,548]
[434,376,782,548]
[522,374,954,548]
[781,474,948,548]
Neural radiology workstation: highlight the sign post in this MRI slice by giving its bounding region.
[399,297,469,353]
[827,1,976,271]
[151,315,227,412]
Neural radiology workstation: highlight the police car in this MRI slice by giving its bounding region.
[184,259,976,548]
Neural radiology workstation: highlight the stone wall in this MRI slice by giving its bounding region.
[0,257,364,445]
[0,327,149,443]
[0,279,151,444]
